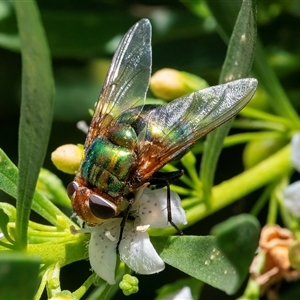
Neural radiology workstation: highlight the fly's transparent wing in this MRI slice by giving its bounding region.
[85,19,152,148]
[135,78,258,179]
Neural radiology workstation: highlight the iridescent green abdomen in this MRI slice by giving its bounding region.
[80,105,162,199]
[81,125,138,198]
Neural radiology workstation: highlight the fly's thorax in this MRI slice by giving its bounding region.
[81,125,138,198]
[107,123,137,150]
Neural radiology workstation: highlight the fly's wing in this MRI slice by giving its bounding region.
[85,19,152,148]
[134,78,258,180]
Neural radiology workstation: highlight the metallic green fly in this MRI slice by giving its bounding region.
[67,19,257,232]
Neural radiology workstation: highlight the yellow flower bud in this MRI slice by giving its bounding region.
[150,68,209,100]
[51,144,83,174]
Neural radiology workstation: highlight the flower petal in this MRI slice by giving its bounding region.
[283,181,300,217]
[119,224,165,274]
[292,133,300,172]
[134,188,187,228]
[166,286,193,300]
[88,219,121,285]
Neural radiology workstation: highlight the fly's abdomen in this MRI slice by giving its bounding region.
[81,135,137,197]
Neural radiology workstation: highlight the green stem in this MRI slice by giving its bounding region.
[224,131,285,147]
[240,106,295,128]
[27,229,70,237]
[196,144,291,223]
[73,273,97,299]
[250,183,274,216]
[267,189,278,224]
[34,268,49,300]
[233,119,287,131]
[86,282,113,300]
[0,240,15,250]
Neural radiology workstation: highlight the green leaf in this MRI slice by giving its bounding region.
[27,233,88,267]
[152,234,250,295]
[205,0,300,126]
[0,252,40,300]
[14,0,54,249]
[212,214,260,293]
[201,0,257,202]
[0,149,74,228]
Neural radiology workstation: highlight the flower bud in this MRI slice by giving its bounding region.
[150,68,209,100]
[243,138,287,169]
[119,274,139,296]
[51,144,83,174]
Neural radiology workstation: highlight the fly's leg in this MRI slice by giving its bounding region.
[149,170,184,235]
[166,180,184,235]
[116,198,133,254]
[149,170,184,189]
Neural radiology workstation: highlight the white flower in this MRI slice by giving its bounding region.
[88,188,187,285]
[284,181,300,217]
[165,286,194,300]
[283,133,300,216]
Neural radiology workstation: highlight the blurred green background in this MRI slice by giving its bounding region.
[1,0,300,299]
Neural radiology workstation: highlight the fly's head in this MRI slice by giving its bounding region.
[67,178,119,224]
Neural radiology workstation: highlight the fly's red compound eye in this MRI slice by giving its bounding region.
[67,181,79,198]
[89,194,117,219]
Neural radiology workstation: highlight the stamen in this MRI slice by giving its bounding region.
[105,231,116,241]
[136,224,150,232]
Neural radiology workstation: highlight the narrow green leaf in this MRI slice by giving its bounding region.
[14,0,54,248]
[0,252,40,300]
[152,235,245,295]
[0,149,74,228]
[27,233,88,267]
[205,0,242,43]
[201,0,256,202]
[0,209,15,245]
[212,214,260,293]
[206,0,300,126]
[201,128,230,201]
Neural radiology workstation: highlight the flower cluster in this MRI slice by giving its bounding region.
[88,187,187,284]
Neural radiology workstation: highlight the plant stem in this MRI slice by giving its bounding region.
[73,273,97,299]
[191,144,291,224]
